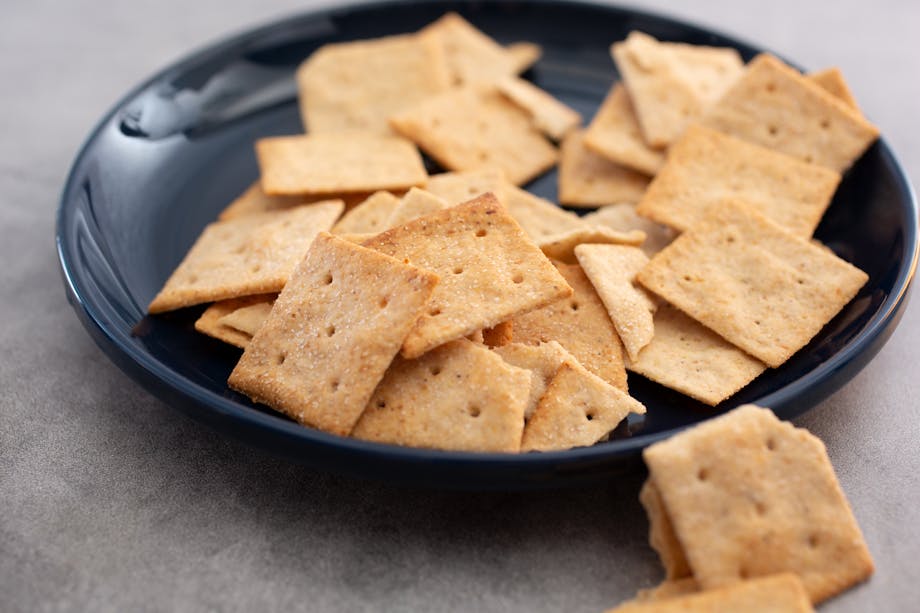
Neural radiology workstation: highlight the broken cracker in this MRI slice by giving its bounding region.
[331,191,402,235]
[808,67,861,113]
[582,203,675,257]
[540,226,646,265]
[507,41,542,74]
[494,341,573,419]
[497,75,581,140]
[218,298,274,337]
[194,295,275,349]
[583,84,665,176]
[421,12,518,85]
[639,479,692,580]
[559,129,649,207]
[387,187,448,226]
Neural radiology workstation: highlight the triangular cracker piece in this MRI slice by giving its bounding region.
[296,33,450,134]
[218,298,274,337]
[699,54,879,171]
[425,168,507,205]
[390,86,557,186]
[540,226,646,264]
[494,341,573,419]
[636,124,841,237]
[639,479,692,580]
[582,203,675,256]
[218,181,305,221]
[574,244,656,361]
[387,187,448,226]
[611,31,744,147]
[626,304,767,406]
[605,573,813,612]
[256,133,427,195]
[421,13,518,85]
[644,405,874,603]
[362,193,573,359]
[497,76,581,140]
[148,201,344,313]
[228,233,438,437]
[583,84,666,176]
[637,200,868,368]
[331,191,402,235]
[559,130,649,207]
[522,362,645,452]
[511,261,628,390]
[506,41,542,74]
[503,183,586,240]
[351,339,531,452]
[194,295,275,349]
[808,67,861,113]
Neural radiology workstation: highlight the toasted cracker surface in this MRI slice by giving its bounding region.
[331,191,402,235]
[639,479,692,580]
[228,233,438,437]
[583,84,665,176]
[808,67,861,113]
[494,341,572,419]
[559,129,649,207]
[218,298,274,337]
[425,168,507,204]
[194,295,275,349]
[387,187,448,226]
[217,181,307,221]
[582,203,675,256]
[540,226,646,264]
[506,41,542,74]
[497,75,581,140]
[421,13,518,85]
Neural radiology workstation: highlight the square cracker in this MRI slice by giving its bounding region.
[559,129,649,207]
[611,31,744,147]
[194,295,275,349]
[494,340,573,419]
[389,86,557,186]
[228,233,438,437]
[582,203,675,257]
[496,75,581,141]
[256,132,427,195]
[421,13,518,85]
[331,191,402,235]
[808,68,861,113]
[296,32,450,135]
[626,304,767,406]
[362,193,572,359]
[636,200,868,367]
[643,405,874,603]
[639,479,692,580]
[636,124,841,237]
[583,84,665,176]
[699,54,879,172]
[606,573,813,612]
[574,244,656,361]
[386,187,448,226]
[148,201,343,313]
[351,339,531,453]
[521,362,645,452]
[511,261,628,390]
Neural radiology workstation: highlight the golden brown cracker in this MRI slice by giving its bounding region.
[228,233,438,437]
[634,578,700,603]
[424,168,508,205]
[808,67,861,113]
[497,75,581,140]
[217,181,306,221]
[148,201,343,313]
[351,339,531,452]
[539,226,646,264]
[559,129,649,207]
[507,41,542,74]
[256,132,427,195]
[636,200,868,368]
[584,84,666,176]
[636,124,841,237]
[422,12,518,85]
[331,191,402,235]
[389,86,557,186]
[502,183,586,240]
[218,298,274,337]
[644,405,873,603]
[511,261,628,390]
[699,54,879,172]
[493,341,572,419]
[387,187,448,226]
[582,203,675,256]
[639,479,692,580]
[194,295,275,349]
[295,32,450,134]
[362,193,573,359]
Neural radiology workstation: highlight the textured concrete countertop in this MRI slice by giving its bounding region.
[2,1,918,611]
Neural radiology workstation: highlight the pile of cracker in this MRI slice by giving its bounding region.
[147,14,878,451]
[604,404,873,611]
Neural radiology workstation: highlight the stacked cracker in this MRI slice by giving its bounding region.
[604,405,873,611]
[149,15,878,451]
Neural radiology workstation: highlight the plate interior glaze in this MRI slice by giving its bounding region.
[57,0,918,489]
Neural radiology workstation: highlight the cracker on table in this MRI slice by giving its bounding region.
[699,54,879,172]
[581,203,675,257]
[511,261,628,390]
[808,67,861,113]
[637,124,841,237]
[574,244,656,361]
[228,233,438,437]
[626,304,767,406]
[296,32,450,135]
[639,479,692,580]
[494,341,572,419]
[362,193,572,359]
[390,86,558,186]
[497,75,581,141]
[539,226,646,265]
[218,298,275,337]
[644,405,874,603]
[506,41,542,74]
[387,187,448,226]
[194,295,275,349]
[148,201,343,313]
[636,200,868,368]
[606,573,813,612]
[256,132,427,195]
[583,84,666,176]
[521,362,645,452]
[331,191,402,235]
[559,129,649,207]
[351,339,532,452]
[421,12,518,85]
[611,31,744,147]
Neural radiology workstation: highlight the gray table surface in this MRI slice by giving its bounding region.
[2,0,919,611]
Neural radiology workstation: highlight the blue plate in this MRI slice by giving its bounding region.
[56,0,918,489]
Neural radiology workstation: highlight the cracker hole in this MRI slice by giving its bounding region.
[512,273,524,284]
[808,534,820,548]
[755,501,768,516]
[766,438,777,451]
[453,266,464,275]
[726,235,736,244]
[325,325,336,337]
[475,229,487,237]
[697,468,709,481]
[376,399,386,409]
[804,154,814,163]
[323,272,333,285]
[765,82,776,93]
[468,404,481,418]
[796,278,805,285]
[477,151,490,162]
[276,353,286,366]
[768,125,779,136]
[683,275,693,282]
[754,320,761,326]
[570,302,580,312]
[739,566,750,579]
[820,118,831,129]
[430,366,442,376]
[429,307,442,316]
[585,410,596,421]
[251,264,262,273]
[379,296,389,308]
[330,379,340,392]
